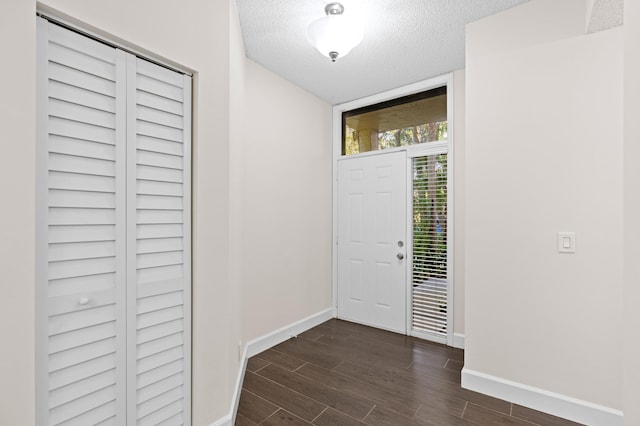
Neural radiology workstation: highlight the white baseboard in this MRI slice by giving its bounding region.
[210,307,336,426]
[246,307,336,357]
[461,368,623,426]
[209,414,232,426]
[230,344,249,426]
[452,332,465,349]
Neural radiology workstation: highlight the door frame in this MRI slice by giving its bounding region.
[332,73,455,346]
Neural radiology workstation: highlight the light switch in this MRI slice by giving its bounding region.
[558,232,575,253]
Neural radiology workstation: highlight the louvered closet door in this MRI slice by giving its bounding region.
[126,56,192,426]
[36,18,127,426]
[37,18,192,426]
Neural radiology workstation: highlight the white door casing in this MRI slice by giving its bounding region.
[337,151,407,333]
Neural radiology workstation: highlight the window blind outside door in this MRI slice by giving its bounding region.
[36,17,191,426]
[411,154,448,340]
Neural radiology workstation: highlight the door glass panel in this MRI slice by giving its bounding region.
[412,154,448,338]
[343,86,447,156]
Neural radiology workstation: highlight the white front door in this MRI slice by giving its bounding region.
[337,151,407,333]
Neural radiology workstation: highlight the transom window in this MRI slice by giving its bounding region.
[342,86,447,156]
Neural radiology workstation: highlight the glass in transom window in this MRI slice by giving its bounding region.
[342,86,447,156]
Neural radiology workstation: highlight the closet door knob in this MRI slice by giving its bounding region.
[79,297,89,306]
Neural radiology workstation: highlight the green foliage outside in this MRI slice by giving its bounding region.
[413,151,448,281]
[345,121,448,155]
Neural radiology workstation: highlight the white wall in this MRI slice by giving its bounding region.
[5,1,332,424]
[623,0,640,424]
[0,1,36,424]
[228,0,247,421]
[467,0,587,56]
[453,69,466,338]
[465,0,623,413]
[6,0,244,423]
[242,59,333,342]
[229,0,246,369]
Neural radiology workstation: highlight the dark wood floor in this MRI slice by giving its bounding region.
[236,319,581,426]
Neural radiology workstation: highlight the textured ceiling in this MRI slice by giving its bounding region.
[587,0,624,33]
[236,0,530,104]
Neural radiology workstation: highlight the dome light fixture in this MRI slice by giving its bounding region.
[307,2,364,62]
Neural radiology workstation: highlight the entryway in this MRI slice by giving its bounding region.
[334,77,453,345]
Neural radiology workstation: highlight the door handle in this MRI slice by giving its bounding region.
[397,253,404,260]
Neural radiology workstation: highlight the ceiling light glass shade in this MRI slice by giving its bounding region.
[307,8,364,62]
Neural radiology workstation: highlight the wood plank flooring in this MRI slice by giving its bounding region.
[236,319,582,426]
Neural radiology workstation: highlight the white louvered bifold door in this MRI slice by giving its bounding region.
[126,56,191,426]
[411,154,449,340]
[37,18,191,426]
[36,18,128,426]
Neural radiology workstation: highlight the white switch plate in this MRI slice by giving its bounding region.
[558,232,575,253]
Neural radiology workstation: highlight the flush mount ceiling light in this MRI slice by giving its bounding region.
[307,2,364,62]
